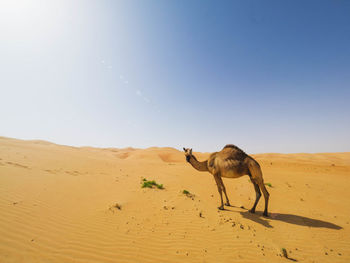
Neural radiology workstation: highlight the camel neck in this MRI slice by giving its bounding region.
[188,155,208,172]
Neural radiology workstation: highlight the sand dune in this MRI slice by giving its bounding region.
[0,136,349,263]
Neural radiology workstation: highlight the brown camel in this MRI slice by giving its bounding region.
[183,144,270,216]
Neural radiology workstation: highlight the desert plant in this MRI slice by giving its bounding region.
[141,178,164,189]
[183,190,190,195]
[281,248,288,258]
[182,189,195,199]
[156,183,164,189]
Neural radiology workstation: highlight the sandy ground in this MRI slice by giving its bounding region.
[0,136,349,263]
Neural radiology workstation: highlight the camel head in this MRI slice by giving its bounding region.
[183,147,193,162]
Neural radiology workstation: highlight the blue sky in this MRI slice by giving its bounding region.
[1,0,349,153]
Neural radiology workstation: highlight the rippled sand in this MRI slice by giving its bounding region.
[1,136,349,262]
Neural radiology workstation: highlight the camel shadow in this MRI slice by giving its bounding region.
[239,210,343,230]
[223,205,273,228]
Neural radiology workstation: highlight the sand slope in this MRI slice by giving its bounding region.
[0,136,349,263]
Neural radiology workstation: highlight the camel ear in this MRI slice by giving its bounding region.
[183,147,186,152]
[190,149,192,154]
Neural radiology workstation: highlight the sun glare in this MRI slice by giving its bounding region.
[0,0,66,43]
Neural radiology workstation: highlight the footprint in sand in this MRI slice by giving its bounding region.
[44,169,57,174]
[6,162,29,169]
[65,170,81,176]
[108,203,122,213]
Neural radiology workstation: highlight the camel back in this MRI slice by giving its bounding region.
[222,144,248,160]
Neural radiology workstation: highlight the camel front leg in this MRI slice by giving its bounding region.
[217,176,230,206]
[213,174,224,210]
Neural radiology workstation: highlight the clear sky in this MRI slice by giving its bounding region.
[1,0,349,153]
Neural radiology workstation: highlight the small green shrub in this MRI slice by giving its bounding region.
[265,182,273,188]
[183,190,190,195]
[182,189,195,199]
[281,248,288,258]
[141,178,164,189]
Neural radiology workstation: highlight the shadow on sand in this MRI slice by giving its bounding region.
[238,210,342,230]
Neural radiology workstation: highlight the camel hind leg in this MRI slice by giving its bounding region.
[258,180,270,217]
[249,162,270,217]
[249,179,261,213]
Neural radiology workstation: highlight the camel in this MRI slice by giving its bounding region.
[183,144,270,216]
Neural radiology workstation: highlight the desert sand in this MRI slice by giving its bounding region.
[0,136,349,263]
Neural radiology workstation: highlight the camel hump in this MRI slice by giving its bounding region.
[223,144,246,154]
[221,144,248,162]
